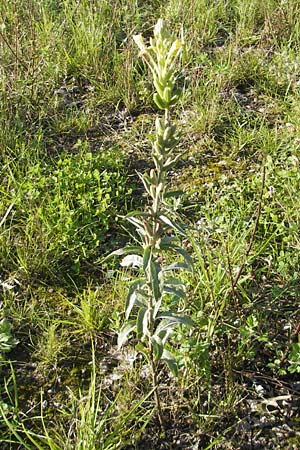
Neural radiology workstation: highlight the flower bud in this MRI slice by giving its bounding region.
[133,34,147,55]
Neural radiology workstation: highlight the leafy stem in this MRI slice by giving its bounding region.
[110,19,193,431]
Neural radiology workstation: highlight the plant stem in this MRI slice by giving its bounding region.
[146,110,171,432]
[149,347,165,434]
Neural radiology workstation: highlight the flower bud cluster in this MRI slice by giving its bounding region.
[133,19,183,110]
[152,118,180,173]
[133,19,183,229]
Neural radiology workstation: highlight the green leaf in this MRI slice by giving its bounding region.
[163,277,186,300]
[163,285,186,299]
[163,152,183,169]
[163,86,172,103]
[164,275,185,287]
[0,319,12,335]
[135,341,148,356]
[102,245,143,260]
[137,172,152,196]
[153,78,165,98]
[155,117,165,135]
[124,210,147,218]
[125,291,137,319]
[151,335,164,360]
[125,216,144,228]
[156,313,194,333]
[137,307,149,339]
[118,321,136,349]
[120,254,143,268]
[172,245,194,271]
[160,214,186,236]
[164,190,184,199]
[150,261,161,301]
[124,211,148,234]
[163,262,190,272]
[153,92,168,110]
[125,280,147,319]
[153,297,162,320]
[154,328,169,344]
[155,319,174,336]
[161,349,178,377]
[0,320,19,353]
[143,246,152,271]
[159,235,179,250]
[152,154,164,171]
[158,312,194,324]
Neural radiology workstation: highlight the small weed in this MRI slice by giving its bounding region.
[0,318,19,360]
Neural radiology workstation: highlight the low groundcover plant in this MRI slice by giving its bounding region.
[109,19,194,428]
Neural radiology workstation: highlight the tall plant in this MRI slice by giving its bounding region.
[110,19,193,428]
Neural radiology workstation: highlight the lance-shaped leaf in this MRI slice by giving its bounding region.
[163,262,190,272]
[163,276,185,298]
[164,190,184,199]
[172,245,194,271]
[143,245,152,271]
[153,77,165,99]
[124,210,148,219]
[163,285,186,299]
[161,349,178,377]
[125,215,145,229]
[150,260,161,301]
[164,135,180,149]
[125,280,147,319]
[159,235,178,248]
[118,321,136,349]
[124,211,150,235]
[121,254,143,268]
[164,275,185,288]
[153,297,162,320]
[154,326,172,344]
[155,117,165,135]
[153,92,168,110]
[153,153,164,172]
[156,312,194,334]
[137,307,149,339]
[137,171,152,196]
[157,311,194,325]
[154,318,175,336]
[151,335,164,360]
[103,245,143,261]
[160,214,186,236]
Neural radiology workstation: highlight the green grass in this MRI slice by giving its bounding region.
[1,1,300,449]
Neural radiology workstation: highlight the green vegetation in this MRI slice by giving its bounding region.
[113,20,193,431]
[0,1,299,449]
